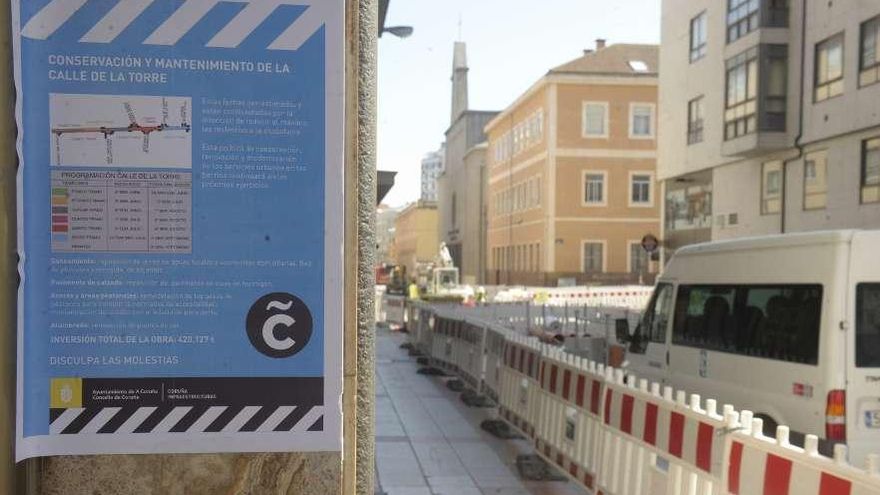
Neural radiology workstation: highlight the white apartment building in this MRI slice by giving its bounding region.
[659,0,880,254]
[420,145,444,202]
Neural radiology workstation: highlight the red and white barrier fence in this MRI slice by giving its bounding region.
[419,307,880,495]
[493,285,654,310]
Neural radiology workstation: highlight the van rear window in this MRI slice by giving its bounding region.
[857,284,880,367]
[672,284,822,365]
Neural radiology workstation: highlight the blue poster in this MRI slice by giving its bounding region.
[13,0,344,459]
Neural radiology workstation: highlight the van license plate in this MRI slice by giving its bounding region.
[865,411,880,428]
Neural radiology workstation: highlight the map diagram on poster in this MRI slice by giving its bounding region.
[50,94,192,168]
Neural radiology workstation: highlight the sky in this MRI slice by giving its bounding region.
[377,0,662,207]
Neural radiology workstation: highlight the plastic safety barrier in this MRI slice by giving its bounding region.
[381,294,406,329]
[494,285,654,310]
[411,302,880,495]
[480,324,508,403]
[531,346,607,491]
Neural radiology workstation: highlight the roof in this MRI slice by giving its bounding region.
[485,44,658,133]
[549,44,659,77]
[674,230,863,257]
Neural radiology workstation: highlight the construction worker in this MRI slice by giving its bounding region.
[407,278,420,300]
[475,286,486,305]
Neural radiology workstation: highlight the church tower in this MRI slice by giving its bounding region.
[450,41,468,124]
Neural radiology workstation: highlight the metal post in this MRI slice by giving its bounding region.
[0,0,17,490]
[541,304,546,328]
[525,301,531,333]
[564,302,569,332]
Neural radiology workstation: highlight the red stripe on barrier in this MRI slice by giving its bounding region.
[550,365,558,394]
[576,375,586,408]
[763,454,792,495]
[668,412,684,458]
[643,403,658,445]
[819,473,851,495]
[604,389,612,425]
[584,473,594,490]
[696,422,713,472]
[620,394,634,434]
[540,362,546,386]
[562,370,572,400]
[518,348,525,373]
[528,353,535,378]
[556,453,564,467]
[728,441,743,495]
[590,380,601,415]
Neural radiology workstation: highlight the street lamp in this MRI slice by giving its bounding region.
[381,25,414,38]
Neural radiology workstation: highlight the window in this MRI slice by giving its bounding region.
[803,150,827,210]
[672,284,822,364]
[582,242,604,273]
[630,173,652,205]
[727,0,759,42]
[630,103,655,138]
[666,181,713,231]
[628,60,649,72]
[761,45,788,132]
[761,160,782,214]
[690,12,708,62]
[629,242,649,275]
[687,96,705,144]
[640,283,673,343]
[727,0,789,43]
[582,102,608,137]
[815,34,844,102]
[862,137,880,204]
[862,15,880,87]
[583,172,606,205]
[857,284,880,367]
[725,47,758,139]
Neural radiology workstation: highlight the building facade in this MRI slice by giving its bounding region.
[436,42,498,284]
[659,1,880,254]
[392,201,439,282]
[420,145,444,201]
[375,203,400,266]
[485,42,661,286]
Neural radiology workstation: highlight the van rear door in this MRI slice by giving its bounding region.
[846,232,880,464]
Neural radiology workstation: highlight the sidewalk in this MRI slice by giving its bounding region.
[374,327,587,495]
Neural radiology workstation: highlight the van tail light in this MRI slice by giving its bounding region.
[825,390,847,442]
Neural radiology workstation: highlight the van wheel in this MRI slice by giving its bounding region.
[755,414,779,439]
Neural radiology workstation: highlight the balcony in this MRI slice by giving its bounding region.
[721,130,790,158]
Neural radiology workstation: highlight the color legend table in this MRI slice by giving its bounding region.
[50,170,192,253]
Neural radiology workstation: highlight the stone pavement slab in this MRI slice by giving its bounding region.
[374,327,587,495]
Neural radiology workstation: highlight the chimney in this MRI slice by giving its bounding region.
[596,38,606,50]
[582,49,594,56]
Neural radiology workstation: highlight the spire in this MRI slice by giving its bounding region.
[450,41,469,124]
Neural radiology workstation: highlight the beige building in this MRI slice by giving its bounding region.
[659,1,880,253]
[485,42,661,286]
[393,201,439,280]
[375,203,400,266]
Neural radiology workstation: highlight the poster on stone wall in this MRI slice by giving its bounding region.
[12,0,344,459]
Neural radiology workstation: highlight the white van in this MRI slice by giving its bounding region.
[619,230,880,463]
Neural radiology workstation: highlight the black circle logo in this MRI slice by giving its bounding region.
[246,292,313,358]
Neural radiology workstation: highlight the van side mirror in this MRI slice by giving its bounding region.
[615,318,631,343]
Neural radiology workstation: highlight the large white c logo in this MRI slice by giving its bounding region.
[262,314,296,351]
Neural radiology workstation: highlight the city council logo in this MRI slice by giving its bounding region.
[246,292,313,358]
